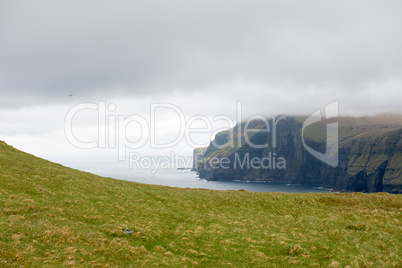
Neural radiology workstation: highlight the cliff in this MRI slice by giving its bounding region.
[191,146,208,171]
[195,114,402,193]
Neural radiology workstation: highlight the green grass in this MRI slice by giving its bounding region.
[0,141,401,267]
[294,114,402,144]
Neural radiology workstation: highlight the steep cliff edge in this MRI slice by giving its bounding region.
[191,147,208,171]
[195,114,402,193]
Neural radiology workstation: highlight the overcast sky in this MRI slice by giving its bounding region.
[1,0,402,174]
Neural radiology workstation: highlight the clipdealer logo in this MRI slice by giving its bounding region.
[302,100,339,167]
[64,100,339,170]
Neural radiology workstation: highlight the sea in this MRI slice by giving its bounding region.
[64,160,331,193]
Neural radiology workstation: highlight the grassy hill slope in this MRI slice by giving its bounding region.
[0,141,401,267]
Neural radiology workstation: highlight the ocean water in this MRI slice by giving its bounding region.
[64,161,331,193]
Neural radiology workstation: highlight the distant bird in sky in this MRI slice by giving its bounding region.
[68,94,73,97]
[122,228,135,235]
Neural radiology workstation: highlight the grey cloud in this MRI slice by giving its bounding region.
[1,0,402,108]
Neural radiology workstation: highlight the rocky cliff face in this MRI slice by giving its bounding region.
[195,115,402,193]
[191,147,208,171]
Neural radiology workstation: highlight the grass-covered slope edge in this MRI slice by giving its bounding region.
[0,140,401,267]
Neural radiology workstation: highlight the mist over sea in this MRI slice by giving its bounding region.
[64,160,331,193]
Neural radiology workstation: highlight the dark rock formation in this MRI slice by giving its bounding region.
[191,147,207,171]
[195,115,402,193]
